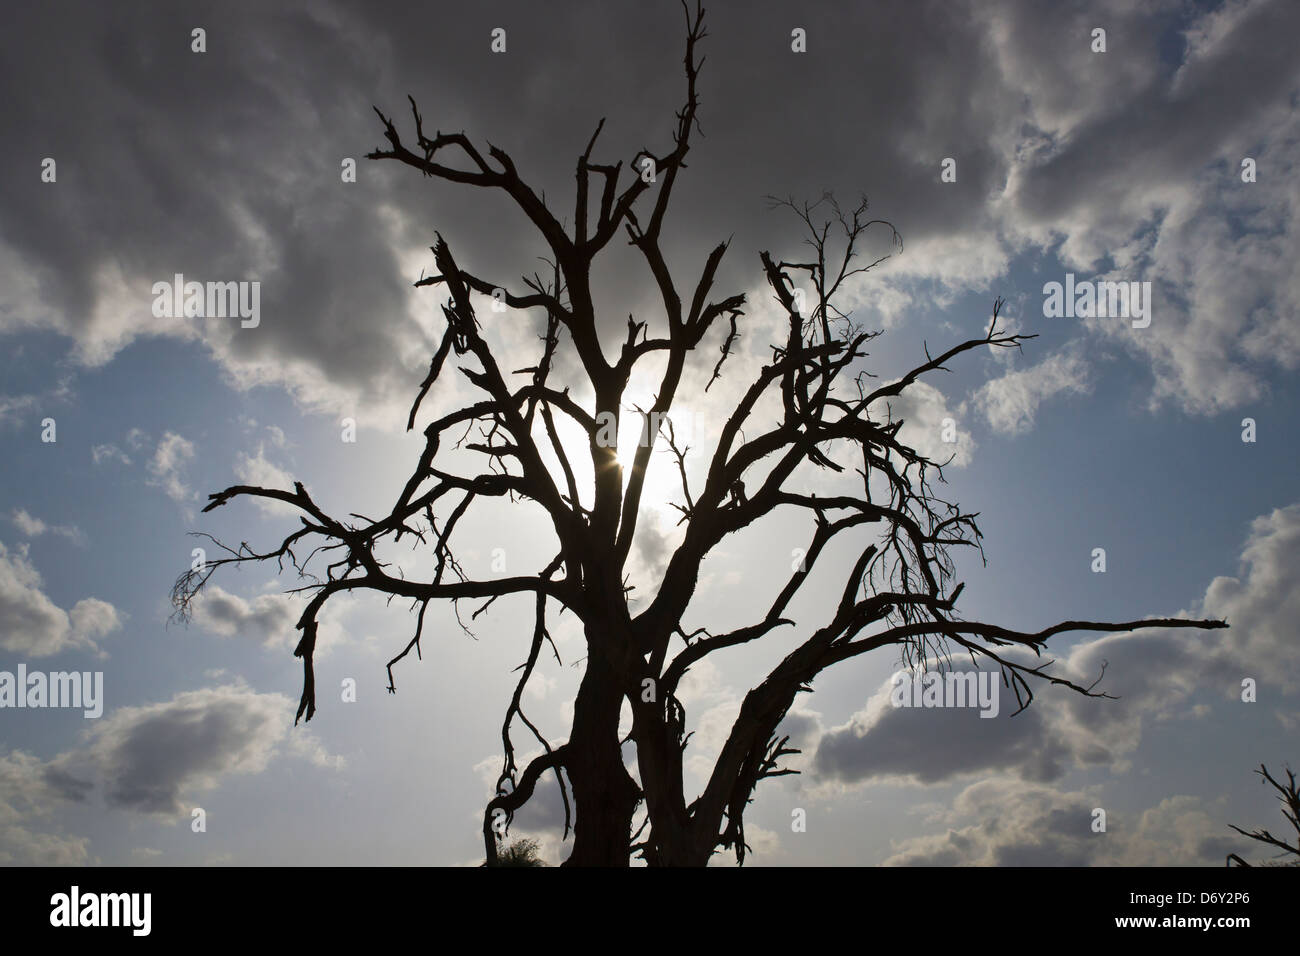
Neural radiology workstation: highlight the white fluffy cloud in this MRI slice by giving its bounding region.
[966,343,1092,434]
[9,508,84,545]
[232,446,298,516]
[187,583,351,658]
[45,686,298,814]
[0,541,120,657]
[992,0,1300,415]
[0,684,341,861]
[90,443,131,466]
[10,509,46,537]
[47,685,340,815]
[147,431,196,504]
[869,380,976,467]
[188,585,299,650]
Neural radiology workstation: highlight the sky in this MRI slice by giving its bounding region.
[1,0,1297,866]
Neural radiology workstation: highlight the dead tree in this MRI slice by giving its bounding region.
[1228,764,1300,866]
[172,3,1226,866]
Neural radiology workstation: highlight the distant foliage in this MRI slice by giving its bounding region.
[496,838,546,867]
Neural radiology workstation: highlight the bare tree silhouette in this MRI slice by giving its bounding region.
[172,3,1226,866]
[1228,763,1300,866]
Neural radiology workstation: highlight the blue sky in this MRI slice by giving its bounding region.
[1,0,1298,866]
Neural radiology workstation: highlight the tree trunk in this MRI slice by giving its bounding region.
[561,638,640,866]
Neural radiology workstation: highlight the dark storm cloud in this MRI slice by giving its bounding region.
[2,0,1295,421]
[1007,0,1300,226]
[2,2,429,413]
[812,666,1075,785]
[0,1,1049,419]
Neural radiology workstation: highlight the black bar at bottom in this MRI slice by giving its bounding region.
[1,865,1282,941]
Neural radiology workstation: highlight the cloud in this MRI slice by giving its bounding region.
[0,393,39,429]
[232,446,298,516]
[10,509,45,537]
[43,684,337,816]
[673,657,745,783]
[188,585,298,650]
[1043,502,1300,763]
[0,540,121,657]
[0,2,441,426]
[471,750,572,865]
[9,508,85,545]
[814,666,1072,786]
[0,0,1287,435]
[0,684,341,862]
[3,686,333,862]
[881,777,1242,866]
[994,0,1300,414]
[776,707,824,756]
[91,443,131,466]
[965,343,1091,434]
[631,517,675,585]
[869,380,976,467]
[187,583,350,658]
[0,0,1293,869]
[0,376,74,431]
[883,779,1104,866]
[1198,503,1300,680]
[809,501,1300,789]
[67,598,121,644]
[91,428,152,469]
[147,431,195,503]
[0,751,92,865]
